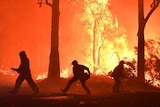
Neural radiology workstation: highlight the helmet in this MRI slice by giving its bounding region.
[72,60,78,65]
[19,51,26,56]
[119,60,124,64]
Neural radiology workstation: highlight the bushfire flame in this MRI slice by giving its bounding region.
[36,0,137,79]
[0,69,15,76]
[0,0,159,89]
[34,0,160,88]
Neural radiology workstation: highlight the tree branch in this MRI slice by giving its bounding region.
[144,2,159,25]
[45,0,52,7]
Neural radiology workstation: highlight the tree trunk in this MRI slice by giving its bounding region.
[47,0,60,81]
[93,20,97,73]
[137,0,145,83]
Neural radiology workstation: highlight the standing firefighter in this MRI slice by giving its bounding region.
[111,60,125,93]
[9,51,39,95]
[61,60,91,95]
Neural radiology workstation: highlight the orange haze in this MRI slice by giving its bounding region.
[0,0,160,79]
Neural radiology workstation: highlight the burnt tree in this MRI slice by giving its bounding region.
[137,0,159,83]
[38,0,60,81]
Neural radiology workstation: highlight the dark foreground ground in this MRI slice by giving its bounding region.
[1,76,160,107]
[1,92,160,107]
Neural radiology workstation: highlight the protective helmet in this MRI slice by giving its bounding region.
[19,51,26,56]
[119,60,124,64]
[72,60,78,65]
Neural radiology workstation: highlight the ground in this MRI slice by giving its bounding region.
[1,75,160,107]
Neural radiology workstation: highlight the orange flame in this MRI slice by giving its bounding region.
[0,69,15,76]
[60,68,70,78]
[36,72,47,80]
[36,0,137,79]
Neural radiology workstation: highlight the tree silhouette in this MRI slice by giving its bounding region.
[38,0,60,81]
[137,0,160,83]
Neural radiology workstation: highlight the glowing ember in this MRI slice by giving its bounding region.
[36,72,47,80]
[36,68,70,80]
[0,69,15,76]
[60,68,70,78]
[145,71,160,88]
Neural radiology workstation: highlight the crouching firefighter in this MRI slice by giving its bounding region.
[61,60,91,95]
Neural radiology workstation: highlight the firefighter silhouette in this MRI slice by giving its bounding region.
[61,60,91,95]
[111,60,125,93]
[9,51,39,95]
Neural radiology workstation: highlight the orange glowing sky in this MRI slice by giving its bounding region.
[0,0,160,76]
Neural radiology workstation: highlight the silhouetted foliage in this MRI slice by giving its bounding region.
[124,60,136,78]
[135,38,160,86]
[145,39,160,72]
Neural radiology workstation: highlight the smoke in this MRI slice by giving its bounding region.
[0,0,160,80]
